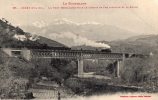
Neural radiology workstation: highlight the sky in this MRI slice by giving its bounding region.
[0,0,158,35]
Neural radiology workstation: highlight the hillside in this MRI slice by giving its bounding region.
[0,48,35,99]
[72,34,158,55]
[0,19,68,49]
[108,34,158,54]
[0,19,73,99]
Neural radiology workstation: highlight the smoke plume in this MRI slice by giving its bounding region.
[46,32,111,48]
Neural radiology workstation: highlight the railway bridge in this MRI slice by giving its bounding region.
[31,49,125,77]
[2,48,148,78]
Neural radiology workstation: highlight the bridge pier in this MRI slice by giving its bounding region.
[116,61,120,78]
[77,59,84,77]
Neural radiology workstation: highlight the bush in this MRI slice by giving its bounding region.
[64,78,86,94]
[0,58,35,99]
[121,55,158,86]
[33,59,77,85]
[0,77,32,99]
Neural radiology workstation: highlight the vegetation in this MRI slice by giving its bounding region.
[120,55,158,91]
[32,59,77,85]
[0,53,35,99]
[0,19,66,49]
[0,18,158,98]
[64,77,140,96]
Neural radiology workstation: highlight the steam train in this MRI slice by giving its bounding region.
[22,44,112,53]
[79,48,112,53]
[100,48,112,53]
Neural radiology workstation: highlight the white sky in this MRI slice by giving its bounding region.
[0,0,158,34]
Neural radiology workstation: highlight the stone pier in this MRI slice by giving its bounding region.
[77,59,84,77]
[116,61,120,77]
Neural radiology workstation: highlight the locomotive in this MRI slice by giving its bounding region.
[101,48,112,53]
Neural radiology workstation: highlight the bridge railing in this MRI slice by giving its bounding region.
[31,49,124,60]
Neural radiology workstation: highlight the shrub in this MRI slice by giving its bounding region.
[0,77,29,99]
[64,78,86,94]
[121,55,158,86]
[0,58,35,99]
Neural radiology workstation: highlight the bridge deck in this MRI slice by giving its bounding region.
[31,49,124,60]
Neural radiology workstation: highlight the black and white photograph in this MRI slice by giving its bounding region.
[0,0,158,99]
